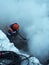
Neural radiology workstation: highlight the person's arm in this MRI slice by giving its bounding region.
[8,27,13,32]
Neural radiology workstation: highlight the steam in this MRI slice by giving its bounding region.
[0,0,49,63]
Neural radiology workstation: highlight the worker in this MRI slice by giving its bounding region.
[8,23,19,36]
[7,23,26,40]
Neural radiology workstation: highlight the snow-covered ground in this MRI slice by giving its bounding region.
[0,0,49,63]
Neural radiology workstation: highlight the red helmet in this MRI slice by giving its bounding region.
[13,23,19,30]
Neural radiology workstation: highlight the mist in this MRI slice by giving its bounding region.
[0,0,49,63]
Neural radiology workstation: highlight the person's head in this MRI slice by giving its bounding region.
[13,23,19,30]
